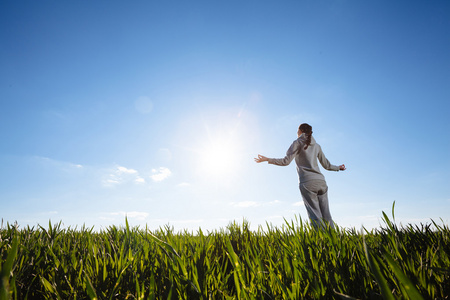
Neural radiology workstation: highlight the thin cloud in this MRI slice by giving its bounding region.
[103,178,120,186]
[232,201,259,208]
[102,165,143,187]
[117,166,137,174]
[172,219,203,224]
[39,211,58,216]
[150,167,171,182]
[135,177,146,184]
[267,200,281,205]
[106,211,149,221]
[33,156,84,171]
[125,211,149,220]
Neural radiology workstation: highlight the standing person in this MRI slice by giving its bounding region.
[254,123,346,229]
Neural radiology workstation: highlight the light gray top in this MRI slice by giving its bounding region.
[268,133,340,183]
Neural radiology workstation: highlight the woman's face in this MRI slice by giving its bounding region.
[297,128,303,137]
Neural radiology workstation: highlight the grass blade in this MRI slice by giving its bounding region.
[363,238,395,300]
[383,251,424,300]
[85,274,98,300]
[0,234,19,300]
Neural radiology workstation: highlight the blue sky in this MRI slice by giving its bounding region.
[1,1,449,231]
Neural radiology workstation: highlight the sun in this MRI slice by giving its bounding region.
[200,138,239,176]
[177,105,256,183]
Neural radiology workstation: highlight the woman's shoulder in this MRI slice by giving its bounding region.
[294,137,305,146]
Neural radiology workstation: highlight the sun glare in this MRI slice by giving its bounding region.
[178,105,257,183]
[200,138,239,177]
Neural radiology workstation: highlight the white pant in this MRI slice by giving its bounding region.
[299,179,335,229]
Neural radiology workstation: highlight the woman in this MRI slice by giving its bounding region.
[254,123,346,229]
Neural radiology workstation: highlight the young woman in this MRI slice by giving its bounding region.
[254,123,346,229]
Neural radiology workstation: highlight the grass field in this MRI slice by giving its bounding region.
[1,205,449,299]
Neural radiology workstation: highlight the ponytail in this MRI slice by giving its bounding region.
[299,123,313,150]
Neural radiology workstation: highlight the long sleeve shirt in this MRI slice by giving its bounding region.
[268,133,340,183]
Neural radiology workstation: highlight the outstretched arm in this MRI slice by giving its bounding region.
[255,142,298,165]
[256,140,299,166]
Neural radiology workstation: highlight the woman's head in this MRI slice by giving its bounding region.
[298,123,313,149]
[299,123,312,135]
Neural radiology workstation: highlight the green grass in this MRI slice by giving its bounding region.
[1,204,449,299]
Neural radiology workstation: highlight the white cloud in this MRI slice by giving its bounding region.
[103,179,120,186]
[177,182,191,187]
[102,165,144,187]
[126,211,149,220]
[150,167,172,182]
[117,166,137,174]
[232,201,259,208]
[293,201,303,207]
[135,177,146,184]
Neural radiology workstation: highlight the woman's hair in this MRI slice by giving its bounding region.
[299,123,313,150]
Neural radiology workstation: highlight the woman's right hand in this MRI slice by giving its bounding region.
[339,164,346,171]
[254,154,268,163]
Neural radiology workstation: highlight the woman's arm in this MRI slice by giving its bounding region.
[254,140,299,166]
[317,145,346,171]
